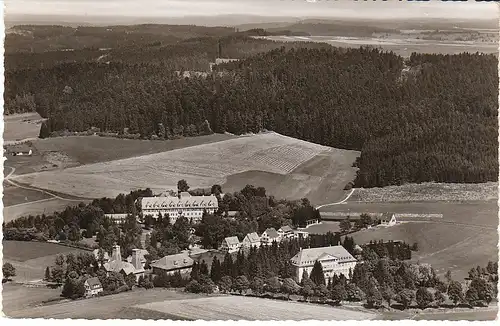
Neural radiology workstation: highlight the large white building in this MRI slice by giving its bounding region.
[290,245,357,283]
[141,192,218,224]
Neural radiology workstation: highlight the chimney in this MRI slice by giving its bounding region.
[112,245,122,262]
[131,249,142,270]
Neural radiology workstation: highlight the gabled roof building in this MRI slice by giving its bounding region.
[261,228,281,245]
[291,245,357,283]
[242,232,261,249]
[150,252,194,275]
[141,192,218,224]
[220,236,241,253]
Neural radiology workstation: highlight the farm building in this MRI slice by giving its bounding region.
[151,252,194,275]
[84,277,103,298]
[242,232,261,249]
[6,144,32,156]
[290,245,357,283]
[261,228,281,245]
[381,213,398,226]
[141,192,218,224]
[220,236,241,253]
[103,245,145,281]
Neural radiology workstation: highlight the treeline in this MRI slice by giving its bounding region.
[6,44,497,186]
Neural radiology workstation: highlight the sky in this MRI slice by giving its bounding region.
[5,0,499,20]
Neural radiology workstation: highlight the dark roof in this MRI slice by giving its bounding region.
[264,228,279,239]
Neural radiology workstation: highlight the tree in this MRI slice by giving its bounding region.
[233,275,250,294]
[39,121,50,139]
[447,280,464,306]
[266,276,281,294]
[381,285,395,307]
[250,277,265,295]
[416,287,433,309]
[315,284,329,302]
[365,277,383,308]
[44,266,51,281]
[185,280,202,293]
[281,278,300,299]
[339,219,352,233]
[346,283,365,302]
[331,283,348,304]
[468,277,494,305]
[210,256,222,283]
[199,274,216,294]
[434,290,445,306]
[177,179,189,193]
[465,286,480,306]
[125,273,137,289]
[62,271,85,299]
[310,261,325,286]
[396,289,415,310]
[218,275,233,294]
[3,263,16,280]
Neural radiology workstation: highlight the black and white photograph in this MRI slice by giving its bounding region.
[1,0,499,321]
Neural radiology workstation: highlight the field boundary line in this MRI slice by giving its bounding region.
[5,166,89,202]
[315,188,355,209]
[5,198,56,208]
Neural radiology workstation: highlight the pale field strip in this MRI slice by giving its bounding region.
[12,132,331,198]
[135,296,376,321]
[351,182,498,202]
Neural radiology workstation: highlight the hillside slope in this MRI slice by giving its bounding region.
[12,132,359,203]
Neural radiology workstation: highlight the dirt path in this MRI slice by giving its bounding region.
[4,166,90,205]
[315,188,355,209]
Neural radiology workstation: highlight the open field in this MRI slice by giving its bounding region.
[258,35,498,57]
[303,221,341,235]
[12,132,359,204]
[318,200,497,280]
[3,241,89,282]
[2,181,53,206]
[1,283,63,314]
[136,296,376,320]
[3,197,90,223]
[4,288,219,318]
[5,133,237,175]
[3,112,44,143]
[380,306,498,321]
[350,182,498,202]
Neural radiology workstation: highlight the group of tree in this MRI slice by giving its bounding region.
[2,263,16,282]
[6,38,498,187]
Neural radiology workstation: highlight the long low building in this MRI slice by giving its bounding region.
[141,192,218,224]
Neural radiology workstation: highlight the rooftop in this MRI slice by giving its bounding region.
[263,228,279,239]
[291,245,356,266]
[224,236,240,246]
[245,232,260,243]
[151,253,194,271]
[85,277,102,289]
[142,194,218,209]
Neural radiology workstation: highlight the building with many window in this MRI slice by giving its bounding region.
[141,192,218,224]
[290,245,357,283]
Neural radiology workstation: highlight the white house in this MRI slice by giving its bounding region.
[103,245,145,281]
[141,192,218,224]
[220,236,241,253]
[260,228,281,245]
[290,245,357,283]
[381,213,397,226]
[84,277,103,298]
[278,225,295,239]
[242,232,261,249]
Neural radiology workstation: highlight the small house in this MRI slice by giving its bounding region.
[278,225,294,239]
[242,232,261,249]
[84,277,103,298]
[220,236,241,253]
[260,228,280,245]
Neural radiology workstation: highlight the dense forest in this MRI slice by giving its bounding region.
[5,25,498,187]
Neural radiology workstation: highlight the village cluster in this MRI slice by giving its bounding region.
[80,192,357,297]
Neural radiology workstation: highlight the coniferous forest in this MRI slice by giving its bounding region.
[5,27,498,188]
